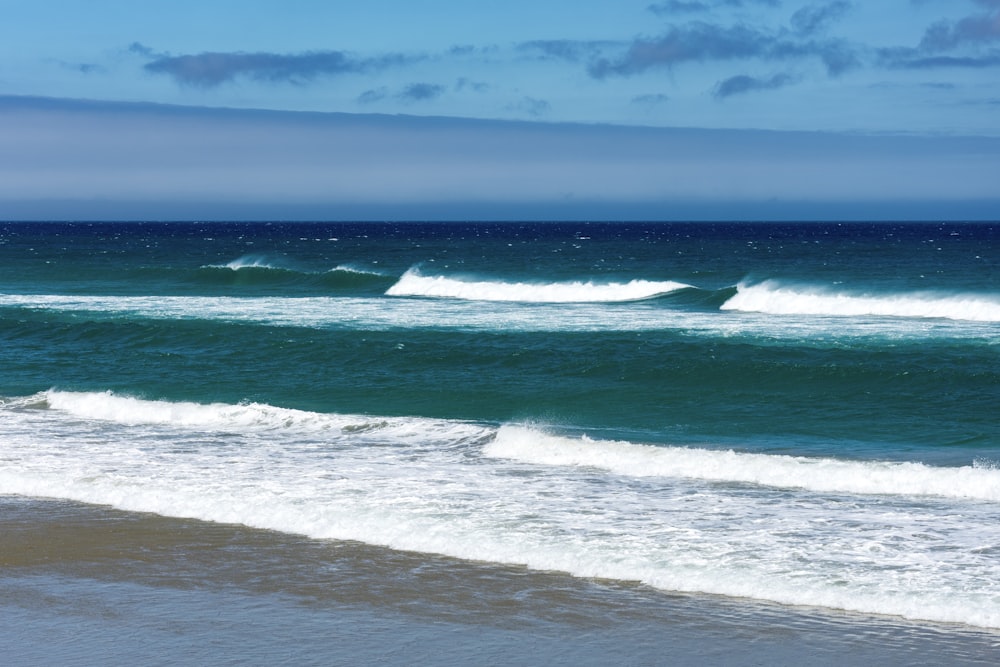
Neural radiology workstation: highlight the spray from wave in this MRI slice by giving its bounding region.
[484,425,1000,501]
[386,269,690,303]
[3,391,1000,629]
[722,281,1000,322]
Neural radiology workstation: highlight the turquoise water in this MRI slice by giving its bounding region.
[1,221,998,628]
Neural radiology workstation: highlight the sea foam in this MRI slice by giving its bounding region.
[723,281,1000,322]
[3,391,1000,629]
[386,269,690,302]
[484,425,1000,501]
[40,390,488,444]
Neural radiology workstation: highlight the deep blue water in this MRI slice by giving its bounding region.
[1,221,998,628]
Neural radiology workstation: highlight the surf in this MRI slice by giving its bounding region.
[385,268,690,303]
[484,425,1000,502]
[3,390,1000,630]
[722,281,1000,322]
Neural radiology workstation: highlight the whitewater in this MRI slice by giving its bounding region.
[2,221,998,645]
[2,390,999,629]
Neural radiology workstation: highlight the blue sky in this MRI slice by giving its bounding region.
[2,0,999,220]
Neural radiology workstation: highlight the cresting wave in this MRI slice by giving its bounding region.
[18,391,1000,501]
[3,391,1000,629]
[485,425,1000,502]
[386,268,691,302]
[723,281,1000,322]
[201,255,385,278]
[34,390,489,444]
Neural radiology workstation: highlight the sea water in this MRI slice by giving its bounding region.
[1,221,998,655]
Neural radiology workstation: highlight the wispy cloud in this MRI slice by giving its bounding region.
[881,3,1000,69]
[790,1,852,36]
[588,22,857,79]
[648,1,712,15]
[884,51,1000,69]
[357,87,388,104]
[455,78,490,93]
[507,96,551,116]
[648,0,780,14]
[136,44,420,87]
[714,72,796,97]
[518,40,619,63]
[56,60,104,75]
[632,93,671,105]
[919,7,1000,51]
[397,83,445,102]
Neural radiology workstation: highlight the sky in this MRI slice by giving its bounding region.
[2,0,999,220]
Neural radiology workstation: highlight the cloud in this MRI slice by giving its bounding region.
[140,47,419,87]
[648,1,712,14]
[878,4,1000,70]
[56,60,104,75]
[127,42,158,58]
[648,0,780,13]
[714,72,796,97]
[507,96,551,116]
[357,87,388,104]
[919,8,1000,52]
[518,40,618,63]
[632,93,671,105]
[884,50,1000,69]
[790,1,852,36]
[588,22,858,78]
[589,23,770,77]
[455,78,490,93]
[397,83,445,102]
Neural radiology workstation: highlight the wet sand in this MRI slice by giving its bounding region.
[2,495,998,666]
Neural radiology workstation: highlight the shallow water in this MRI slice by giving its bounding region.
[1,221,998,652]
[2,496,999,666]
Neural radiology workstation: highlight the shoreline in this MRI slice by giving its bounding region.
[3,495,998,666]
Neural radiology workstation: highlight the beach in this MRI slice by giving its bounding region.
[4,496,999,666]
[1,221,998,663]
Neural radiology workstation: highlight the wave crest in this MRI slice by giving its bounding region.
[386,269,690,303]
[722,281,1000,322]
[39,390,488,444]
[484,425,1000,501]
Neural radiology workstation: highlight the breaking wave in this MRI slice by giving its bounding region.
[484,425,1000,502]
[386,269,690,303]
[722,281,1000,322]
[2,391,999,629]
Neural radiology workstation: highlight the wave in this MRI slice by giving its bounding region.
[212,255,286,271]
[3,292,995,342]
[188,258,390,294]
[722,281,1000,323]
[319,265,392,290]
[3,391,1000,629]
[386,269,690,303]
[34,390,488,444]
[484,425,1000,502]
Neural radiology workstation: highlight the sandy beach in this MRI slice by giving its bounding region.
[3,495,998,666]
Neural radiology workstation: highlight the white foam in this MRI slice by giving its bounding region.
[41,390,488,444]
[484,425,1000,501]
[386,269,690,302]
[723,281,1000,322]
[202,254,286,271]
[1,292,995,341]
[328,264,384,277]
[2,392,999,629]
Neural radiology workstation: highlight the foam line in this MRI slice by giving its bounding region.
[484,425,1000,501]
[386,269,690,302]
[722,281,1000,322]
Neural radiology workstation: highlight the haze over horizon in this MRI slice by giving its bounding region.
[2,0,999,220]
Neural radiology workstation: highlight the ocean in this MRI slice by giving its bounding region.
[1,221,998,664]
